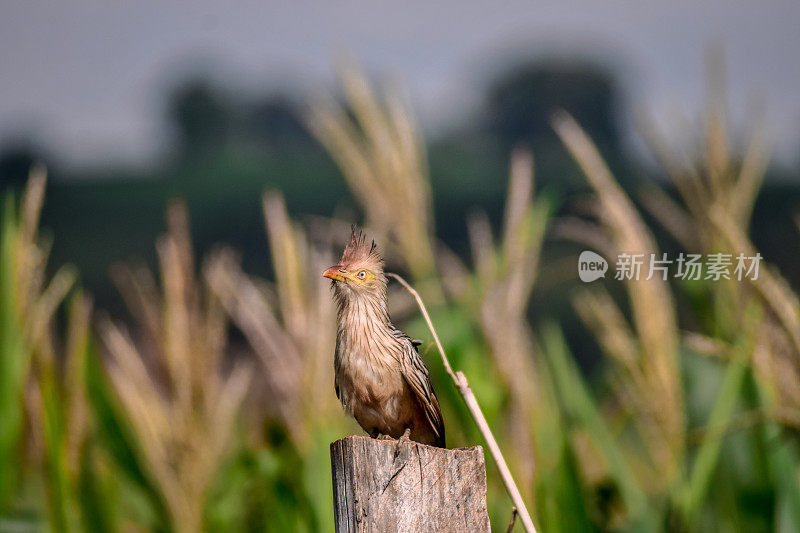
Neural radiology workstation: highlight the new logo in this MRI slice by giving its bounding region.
[578,251,608,282]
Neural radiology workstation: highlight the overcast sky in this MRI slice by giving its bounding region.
[1,0,799,168]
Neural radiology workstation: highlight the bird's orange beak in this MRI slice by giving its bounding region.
[322,265,346,282]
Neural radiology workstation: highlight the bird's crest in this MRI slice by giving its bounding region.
[340,225,383,270]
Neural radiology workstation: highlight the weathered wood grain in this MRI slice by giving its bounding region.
[331,435,491,532]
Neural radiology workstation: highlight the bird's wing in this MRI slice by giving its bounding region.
[393,329,445,444]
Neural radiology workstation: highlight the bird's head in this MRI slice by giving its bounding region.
[323,226,386,298]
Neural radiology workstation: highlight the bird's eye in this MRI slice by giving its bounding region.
[357,270,367,279]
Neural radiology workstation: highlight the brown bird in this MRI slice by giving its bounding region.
[323,227,445,447]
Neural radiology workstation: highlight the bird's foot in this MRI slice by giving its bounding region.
[380,434,394,441]
[397,428,412,445]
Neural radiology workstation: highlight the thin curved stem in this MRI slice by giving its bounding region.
[387,272,537,533]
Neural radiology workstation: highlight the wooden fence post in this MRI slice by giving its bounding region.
[331,435,491,532]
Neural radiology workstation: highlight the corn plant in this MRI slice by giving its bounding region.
[0,168,107,532]
[307,61,441,299]
[544,56,800,530]
[97,201,252,533]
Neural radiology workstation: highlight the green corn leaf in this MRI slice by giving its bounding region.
[768,428,800,532]
[541,322,655,531]
[532,337,593,533]
[0,194,28,511]
[84,341,168,530]
[535,434,596,533]
[40,364,72,533]
[78,440,117,533]
[677,304,759,520]
[745,365,800,531]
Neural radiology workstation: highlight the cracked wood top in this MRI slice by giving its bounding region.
[330,435,490,532]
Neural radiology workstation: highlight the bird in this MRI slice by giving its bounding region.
[322,226,445,447]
